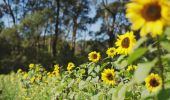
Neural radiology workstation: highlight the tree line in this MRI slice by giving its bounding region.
[0,0,129,73]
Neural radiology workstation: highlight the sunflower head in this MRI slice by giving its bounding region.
[29,63,34,69]
[106,47,116,57]
[145,73,162,92]
[115,31,136,55]
[126,0,170,37]
[101,69,116,86]
[52,70,59,76]
[88,51,101,62]
[54,64,60,71]
[67,62,75,71]
[127,65,137,72]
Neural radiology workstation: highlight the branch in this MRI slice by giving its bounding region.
[3,0,16,25]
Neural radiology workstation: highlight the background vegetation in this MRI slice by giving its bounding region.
[0,0,129,73]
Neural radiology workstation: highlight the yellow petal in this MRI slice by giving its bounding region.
[131,18,145,30]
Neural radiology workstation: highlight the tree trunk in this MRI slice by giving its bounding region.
[71,18,77,55]
[52,0,60,57]
[108,15,116,47]
[108,29,114,47]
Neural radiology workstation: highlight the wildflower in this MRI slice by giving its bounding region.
[88,51,101,62]
[145,73,162,92]
[115,31,136,55]
[106,47,116,57]
[101,69,116,86]
[126,0,170,37]
[67,62,75,71]
[29,63,34,69]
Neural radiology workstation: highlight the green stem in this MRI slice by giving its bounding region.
[157,36,164,90]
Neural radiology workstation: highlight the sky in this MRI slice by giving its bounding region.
[0,0,115,41]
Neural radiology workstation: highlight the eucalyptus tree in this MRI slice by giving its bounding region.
[62,0,91,54]
[93,0,129,47]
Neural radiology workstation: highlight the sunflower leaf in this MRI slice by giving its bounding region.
[134,58,158,83]
[161,41,170,53]
[157,88,170,100]
[128,47,148,64]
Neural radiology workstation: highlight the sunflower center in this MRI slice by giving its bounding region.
[121,37,130,48]
[110,50,114,53]
[92,54,97,59]
[141,3,161,21]
[107,73,113,80]
[150,78,159,87]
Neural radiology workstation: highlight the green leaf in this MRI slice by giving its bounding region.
[161,42,170,53]
[128,48,148,64]
[164,27,170,36]
[112,84,123,99]
[88,64,94,74]
[94,66,100,73]
[134,36,147,49]
[157,88,170,100]
[78,81,86,90]
[134,59,157,83]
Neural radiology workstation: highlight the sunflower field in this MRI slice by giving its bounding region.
[1,0,170,100]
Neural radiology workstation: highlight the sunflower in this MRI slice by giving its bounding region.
[88,51,101,62]
[67,62,75,71]
[115,31,136,55]
[54,64,60,72]
[29,63,34,69]
[126,0,170,37]
[106,47,116,57]
[145,73,162,92]
[101,69,116,86]
[127,65,137,72]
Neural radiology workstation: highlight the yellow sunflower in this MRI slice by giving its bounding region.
[67,62,75,71]
[54,64,60,72]
[145,73,162,92]
[101,69,116,86]
[115,31,136,55]
[126,0,170,37]
[29,63,34,69]
[106,47,116,57]
[127,65,137,72]
[88,51,101,62]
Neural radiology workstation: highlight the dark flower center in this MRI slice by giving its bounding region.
[121,37,130,48]
[110,50,114,53]
[92,54,97,59]
[107,73,113,80]
[150,78,159,87]
[141,3,161,21]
